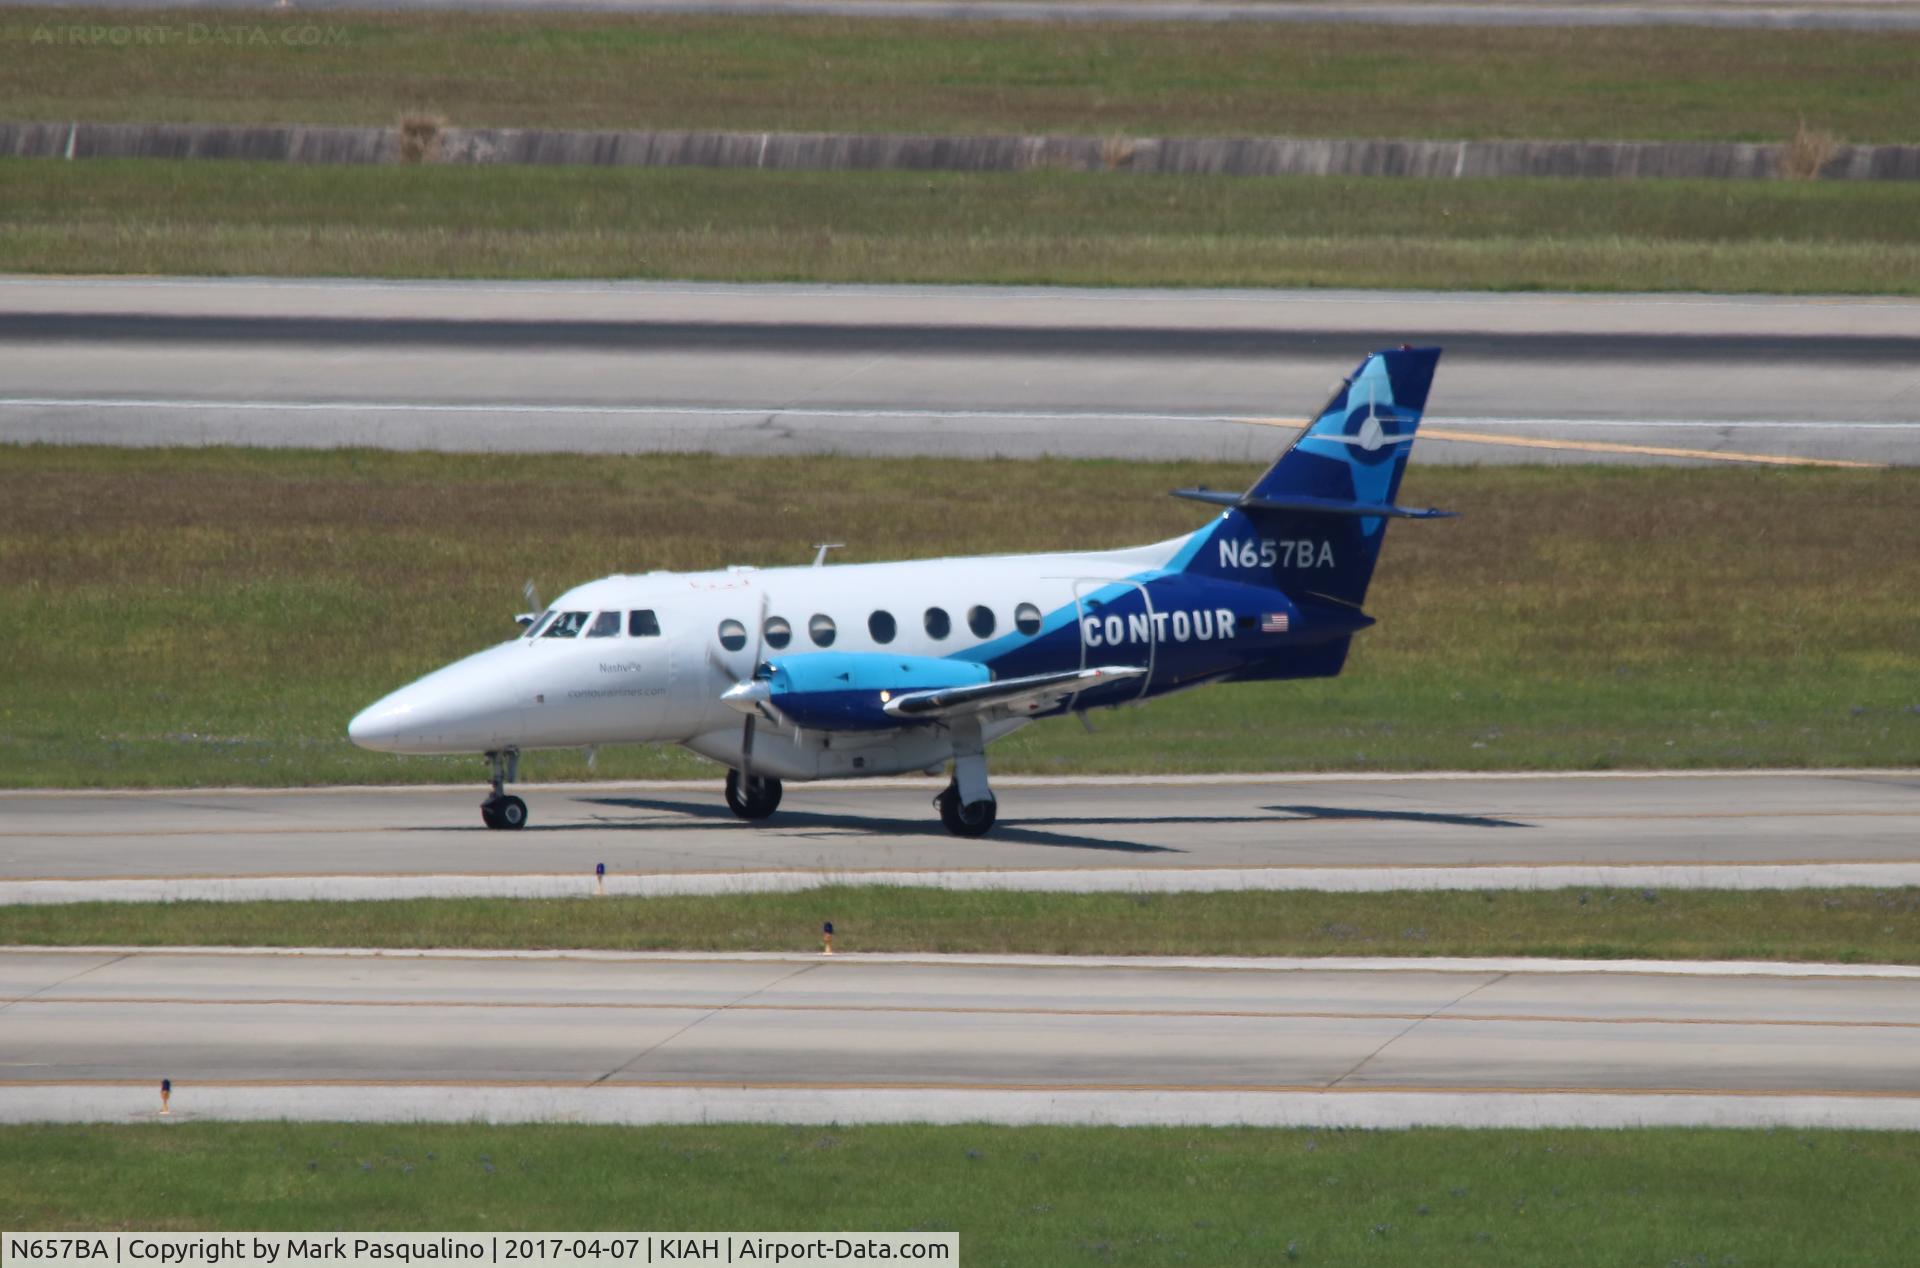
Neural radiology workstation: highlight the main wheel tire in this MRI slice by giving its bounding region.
[498,795,528,829]
[480,801,502,830]
[937,784,997,837]
[725,769,784,820]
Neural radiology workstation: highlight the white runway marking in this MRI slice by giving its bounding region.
[7,862,1920,905]
[14,945,1919,979]
[9,1084,1918,1130]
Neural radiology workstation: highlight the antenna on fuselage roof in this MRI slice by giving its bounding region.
[811,543,845,567]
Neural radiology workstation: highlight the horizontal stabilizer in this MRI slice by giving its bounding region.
[884,665,1146,721]
[1172,488,1455,520]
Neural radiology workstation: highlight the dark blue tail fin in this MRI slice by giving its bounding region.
[1175,347,1447,608]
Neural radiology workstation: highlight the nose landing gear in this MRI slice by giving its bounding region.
[481,749,527,830]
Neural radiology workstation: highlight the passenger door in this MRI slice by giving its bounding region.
[1071,579,1155,709]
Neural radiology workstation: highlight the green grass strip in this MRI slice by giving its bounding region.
[7,1122,1920,1264]
[5,162,1920,292]
[3,9,1917,142]
[7,888,1920,963]
[2,449,1916,787]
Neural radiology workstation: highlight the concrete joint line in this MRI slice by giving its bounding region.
[589,960,821,1086]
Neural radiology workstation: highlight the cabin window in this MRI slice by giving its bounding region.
[924,607,951,640]
[543,611,590,639]
[585,611,622,639]
[629,610,661,637]
[968,605,996,638]
[1015,602,1042,636]
[808,613,837,647]
[868,610,897,644]
[717,619,748,652]
[526,611,558,639]
[764,615,793,650]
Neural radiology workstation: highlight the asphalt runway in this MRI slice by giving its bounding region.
[5,772,1917,901]
[26,0,1920,31]
[4,279,1916,466]
[5,947,1918,1127]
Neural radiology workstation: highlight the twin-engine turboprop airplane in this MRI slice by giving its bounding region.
[349,347,1450,836]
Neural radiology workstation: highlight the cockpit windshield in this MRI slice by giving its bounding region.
[529,608,661,640]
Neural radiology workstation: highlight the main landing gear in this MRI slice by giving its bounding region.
[935,717,997,838]
[725,769,784,820]
[481,749,527,831]
[718,716,1000,837]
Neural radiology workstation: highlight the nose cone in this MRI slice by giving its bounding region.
[347,696,412,753]
[720,679,771,716]
[348,643,529,755]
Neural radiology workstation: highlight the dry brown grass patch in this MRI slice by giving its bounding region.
[1779,121,1839,180]
[396,113,446,164]
[1099,134,1138,170]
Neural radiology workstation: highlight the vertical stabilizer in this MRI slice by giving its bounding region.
[1176,347,1445,608]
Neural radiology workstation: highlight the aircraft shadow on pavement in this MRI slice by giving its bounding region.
[1263,803,1528,829]
[574,795,1181,854]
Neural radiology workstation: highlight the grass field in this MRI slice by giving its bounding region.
[7,1122,1919,1264]
[7,888,1920,962]
[4,9,1917,141]
[3,447,1914,788]
[7,161,1920,292]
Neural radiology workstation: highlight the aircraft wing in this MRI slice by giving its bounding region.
[881,665,1146,722]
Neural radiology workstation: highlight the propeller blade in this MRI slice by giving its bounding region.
[738,589,771,781]
[515,579,545,631]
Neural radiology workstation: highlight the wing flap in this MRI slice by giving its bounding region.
[882,665,1146,721]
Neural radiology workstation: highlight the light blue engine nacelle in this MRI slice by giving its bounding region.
[761,652,990,731]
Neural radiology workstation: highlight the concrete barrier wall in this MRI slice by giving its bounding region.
[0,121,397,163]
[4,121,1916,180]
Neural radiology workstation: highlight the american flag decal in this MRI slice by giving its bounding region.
[1261,612,1290,633]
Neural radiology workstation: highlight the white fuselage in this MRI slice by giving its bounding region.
[347,529,1213,781]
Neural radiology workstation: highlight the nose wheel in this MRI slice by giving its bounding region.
[482,794,527,830]
[725,769,784,820]
[480,750,527,830]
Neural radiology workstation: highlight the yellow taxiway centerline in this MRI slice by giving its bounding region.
[1233,416,1886,469]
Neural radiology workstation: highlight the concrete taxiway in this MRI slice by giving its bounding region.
[4,772,1916,902]
[4,947,1917,1127]
[4,279,1916,466]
